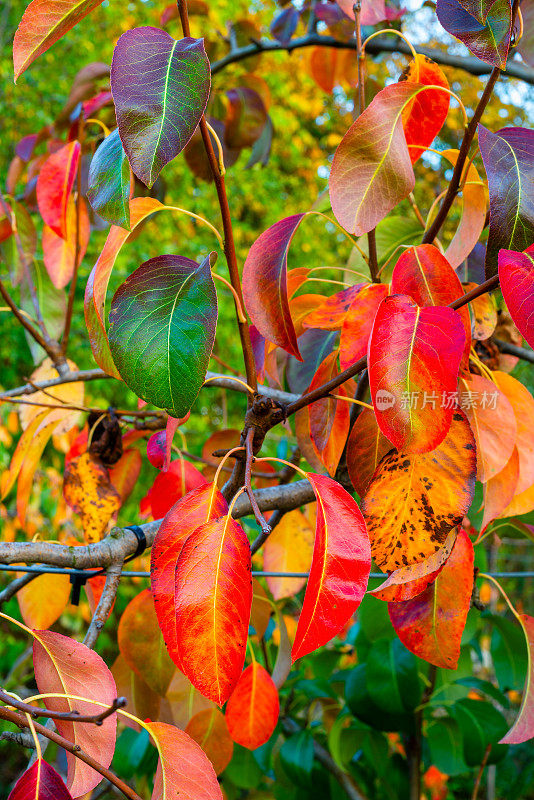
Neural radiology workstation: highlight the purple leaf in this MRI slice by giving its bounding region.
[111,27,210,187]
[436,0,512,68]
[479,125,534,277]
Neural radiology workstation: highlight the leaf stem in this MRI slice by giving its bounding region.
[177,0,258,398]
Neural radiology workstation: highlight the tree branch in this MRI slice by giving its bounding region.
[210,32,534,85]
[0,689,125,725]
[83,560,124,649]
[0,706,142,800]
[494,338,534,364]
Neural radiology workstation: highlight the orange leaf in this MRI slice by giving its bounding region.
[109,448,142,504]
[389,530,474,669]
[362,409,476,571]
[151,483,228,670]
[346,408,392,497]
[463,282,497,340]
[111,654,161,730]
[481,446,519,531]
[494,371,534,494]
[225,662,280,749]
[63,452,121,543]
[164,669,214,729]
[145,721,223,800]
[17,570,70,629]
[308,352,350,475]
[42,196,90,289]
[303,285,364,330]
[175,514,252,706]
[33,630,117,796]
[339,283,390,369]
[263,509,314,600]
[442,149,486,269]
[460,374,516,481]
[185,708,234,775]
[117,588,175,697]
[17,415,62,526]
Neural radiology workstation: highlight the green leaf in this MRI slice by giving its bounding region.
[345,664,414,732]
[450,698,508,766]
[426,717,467,776]
[87,128,131,228]
[224,744,263,789]
[366,639,422,714]
[280,731,315,787]
[21,261,66,363]
[487,614,528,692]
[111,28,211,187]
[108,252,218,418]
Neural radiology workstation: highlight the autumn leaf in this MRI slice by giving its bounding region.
[185,708,234,775]
[36,142,80,239]
[33,630,117,796]
[7,760,73,800]
[63,452,121,543]
[346,407,392,497]
[263,509,314,600]
[225,662,280,749]
[362,410,476,571]
[388,530,474,669]
[17,570,71,630]
[500,614,534,744]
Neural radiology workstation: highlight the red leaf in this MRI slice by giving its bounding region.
[42,196,90,289]
[7,759,72,800]
[108,448,142,504]
[174,514,252,705]
[339,283,389,369]
[32,631,117,796]
[308,352,350,475]
[368,294,465,453]
[400,55,450,164]
[143,459,206,519]
[499,248,534,350]
[500,614,534,744]
[303,285,365,330]
[242,214,305,359]
[151,483,228,669]
[36,142,80,239]
[388,530,474,669]
[145,721,223,800]
[390,244,471,369]
[292,474,371,661]
[225,663,280,749]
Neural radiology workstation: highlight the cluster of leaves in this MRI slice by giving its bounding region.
[1,0,534,799]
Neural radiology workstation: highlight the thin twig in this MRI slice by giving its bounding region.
[83,560,124,649]
[0,689,126,726]
[245,428,271,535]
[472,744,492,800]
[0,572,37,605]
[0,706,143,800]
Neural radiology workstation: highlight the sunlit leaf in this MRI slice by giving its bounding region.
[330,83,445,236]
[303,285,365,331]
[499,248,534,349]
[362,409,476,571]
[390,244,471,370]
[494,371,534,493]
[16,357,84,436]
[7,760,73,800]
[87,128,131,228]
[111,28,210,187]
[400,54,450,164]
[459,374,516,481]
[225,663,280,749]
[481,446,519,531]
[368,294,465,453]
[108,253,218,418]
[263,509,314,600]
[339,283,389,369]
[13,0,104,81]
[436,0,512,68]
[117,588,175,697]
[63,452,121,543]
[500,614,534,744]
[175,514,252,705]
[185,708,234,775]
[388,530,474,669]
[36,141,80,239]
[292,474,371,661]
[144,721,223,800]
[243,214,305,359]
[151,483,227,669]
[33,630,117,796]
[479,126,534,276]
